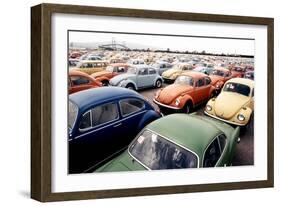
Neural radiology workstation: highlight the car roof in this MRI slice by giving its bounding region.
[146,114,222,157]
[69,87,143,111]
[69,70,92,78]
[226,77,254,88]
[180,71,208,79]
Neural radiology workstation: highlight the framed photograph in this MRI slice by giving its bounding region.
[31,3,274,202]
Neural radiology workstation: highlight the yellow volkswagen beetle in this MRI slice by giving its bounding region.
[204,78,254,126]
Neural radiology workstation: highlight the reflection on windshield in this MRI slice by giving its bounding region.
[223,82,251,96]
[175,76,194,86]
[129,130,198,170]
[68,100,78,130]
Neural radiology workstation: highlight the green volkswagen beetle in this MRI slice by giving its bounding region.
[95,114,240,172]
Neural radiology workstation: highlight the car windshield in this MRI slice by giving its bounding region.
[129,130,198,170]
[68,100,78,130]
[127,67,137,74]
[106,66,114,72]
[223,82,251,96]
[175,76,194,86]
[211,69,225,77]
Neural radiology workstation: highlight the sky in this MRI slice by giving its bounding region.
[69,31,255,56]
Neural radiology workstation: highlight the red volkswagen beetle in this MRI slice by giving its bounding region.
[68,70,101,94]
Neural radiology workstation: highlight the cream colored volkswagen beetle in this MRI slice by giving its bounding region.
[204,78,254,126]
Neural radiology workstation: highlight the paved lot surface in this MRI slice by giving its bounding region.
[139,83,254,166]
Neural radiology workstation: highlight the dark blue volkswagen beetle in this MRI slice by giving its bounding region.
[68,87,161,173]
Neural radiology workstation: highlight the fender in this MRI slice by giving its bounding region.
[95,76,110,83]
[178,94,195,109]
[153,76,163,86]
[228,126,240,165]
[120,79,138,90]
[137,110,161,131]
[208,85,217,98]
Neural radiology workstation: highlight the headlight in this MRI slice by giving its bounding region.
[206,105,212,111]
[237,114,245,121]
[175,98,180,106]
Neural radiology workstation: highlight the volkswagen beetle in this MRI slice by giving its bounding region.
[95,114,240,172]
[204,78,254,126]
[109,65,163,90]
[68,87,161,173]
[154,71,216,114]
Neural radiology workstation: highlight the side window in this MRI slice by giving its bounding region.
[120,98,145,116]
[79,111,92,130]
[196,78,205,87]
[252,88,254,97]
[148,68,156,74]
[139,68,148,75]
[117,67,125,73]
[203,138,221,167]
[205,77,211,85]
[218,135,226,153]
[91,103,119,127]
[71,76,90,85]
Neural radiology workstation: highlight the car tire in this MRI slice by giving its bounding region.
[126,84,135,90]
[155,79,162,88]
[185,101,192,114]
[101,80,109,86]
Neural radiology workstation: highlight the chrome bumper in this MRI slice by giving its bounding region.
[153,99,181,110]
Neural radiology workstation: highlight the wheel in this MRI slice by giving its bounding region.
[101,80,109,86]
[125,84,135,90]
[155,79,162,88]
[185,102,192,114]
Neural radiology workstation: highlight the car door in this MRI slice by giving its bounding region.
[70,75,93,93]
[137,67,149,88]
[69,102,121,172]
[194,78,209,103]
[118,98,147,145]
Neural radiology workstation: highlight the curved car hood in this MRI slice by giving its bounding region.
[214,92,250,119]
[162,69,179,77]
[157,84,193,105]
[110,73,135,85]
[209,75,223,84]
[91,70,111,77]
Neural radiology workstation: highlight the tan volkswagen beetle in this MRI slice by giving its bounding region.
[204,78,254,126]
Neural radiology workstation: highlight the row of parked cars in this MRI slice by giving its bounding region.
[68,50,254,174]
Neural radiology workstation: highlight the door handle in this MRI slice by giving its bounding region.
[113,123,122,128]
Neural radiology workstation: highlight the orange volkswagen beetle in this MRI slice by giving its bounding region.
[209,67,233,92]
[68,70,101,94]
[153,71,216,113]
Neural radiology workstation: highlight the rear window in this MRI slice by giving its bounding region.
[223,82,251,96]
[120,99,145,116]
